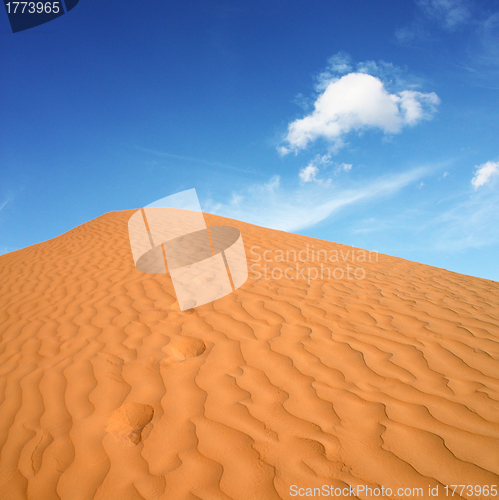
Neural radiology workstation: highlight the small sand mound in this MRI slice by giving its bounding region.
[171,339,206,359]
[107,402,154,445]
[163,339,207,363]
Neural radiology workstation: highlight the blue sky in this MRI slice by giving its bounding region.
[1,0,498,281]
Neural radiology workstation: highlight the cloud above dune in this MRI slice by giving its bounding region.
[351,160,499,252]
[299,154,333,185]
[299,164,319,183]
[429,178,499,250]
[471,161,499,189]
[203,166,430,232]
[279,71,440,154]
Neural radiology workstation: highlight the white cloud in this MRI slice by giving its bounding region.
[299,164,319,183]
[299,154,334,185]
[418,0,472,30]
[471,161,499,189]
[399,90,440,124]
[280,72,439,153]
[342,163,352,171]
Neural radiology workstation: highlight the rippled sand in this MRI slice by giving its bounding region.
[1,210,498,499]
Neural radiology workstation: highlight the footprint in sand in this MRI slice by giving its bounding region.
[162,339,206,363]
[106,402,154,446]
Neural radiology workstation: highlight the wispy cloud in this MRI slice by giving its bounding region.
[395,0,473,48]
[352,160,499,252]
[279,71,439,154]
[299,164,319,183]
[315,52,354,90]
[417,0,472,30]
[0,198,11,211]
[298,154,333,185]
[395,24,432,46]
[203,166,430,232]
[397,0,499,80]
[472,12,499,68]
[134,146,261,175]
[471,160,499,189]
[431,187,499,250]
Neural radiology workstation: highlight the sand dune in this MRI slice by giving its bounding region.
[0,210,498,500]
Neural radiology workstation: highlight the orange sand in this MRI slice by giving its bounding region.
[0,210,498,500]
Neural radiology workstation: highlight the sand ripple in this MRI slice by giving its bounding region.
[0,210,498,499]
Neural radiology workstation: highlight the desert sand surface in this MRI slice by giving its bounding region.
[1,209,498,500]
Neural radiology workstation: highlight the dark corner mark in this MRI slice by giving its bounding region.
[2,0,79,33]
